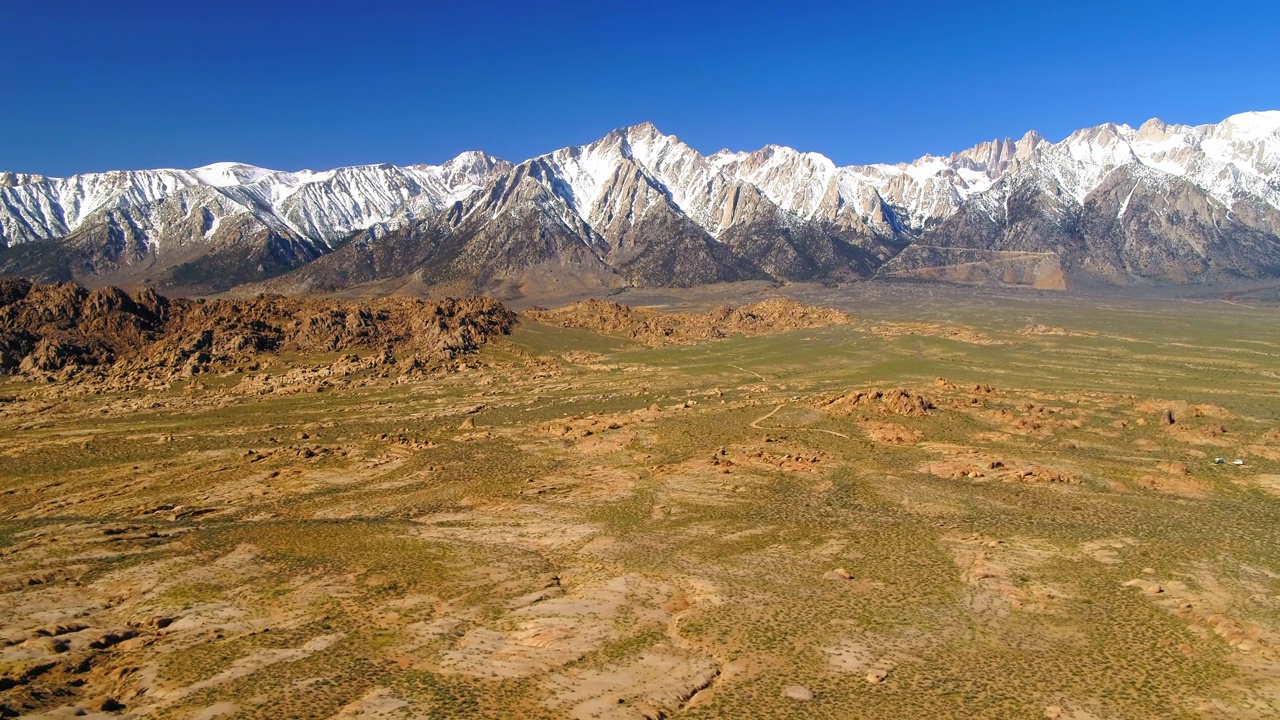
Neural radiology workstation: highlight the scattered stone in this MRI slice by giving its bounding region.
[146,616,176,630]
[1123,578,1165,595]
[782,685,814,701]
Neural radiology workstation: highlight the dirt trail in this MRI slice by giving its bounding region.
[750,403,851,439]
[730,364,767,381]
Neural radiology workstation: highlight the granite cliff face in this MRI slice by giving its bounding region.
[3,112,1279,295]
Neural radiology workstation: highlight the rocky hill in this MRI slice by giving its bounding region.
[2,113,1279,295]
[525,297,854,345]
[0,278,515,384]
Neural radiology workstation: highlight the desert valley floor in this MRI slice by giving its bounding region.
[2,282,1279,719]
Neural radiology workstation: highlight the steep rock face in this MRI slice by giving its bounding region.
[713,145,840,219]
[605,206,764,287]
[0,186,327,293]
[939,175,1084,255]
[905,160,1280,286]
[555,122,745,237]
[156,224,329,294]
[417,166,619,297]
[1078,167,1280,283]
[718,212,879,281]
[257,160,624,298]
[880,170,1083,289]
[255,220,450,295]
[564,154,762,286]
[0,169,194,246]
[269,154,510,244]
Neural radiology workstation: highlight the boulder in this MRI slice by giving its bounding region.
[782,685,814,701]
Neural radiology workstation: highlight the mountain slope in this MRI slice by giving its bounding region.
[3,111,1279,294]
[0,153,511,292]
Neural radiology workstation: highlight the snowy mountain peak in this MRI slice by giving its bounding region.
[190,162,276,187]
[708,149,747,168]
[1219,111,1280,140]
[617,121,664,139]
[437,150,506,173]
[1137,117,1168,135]
[0,172,47,188]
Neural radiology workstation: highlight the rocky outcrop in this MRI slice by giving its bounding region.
[524,297,854,345]
[0,279,515,381]
[817,388,937,417]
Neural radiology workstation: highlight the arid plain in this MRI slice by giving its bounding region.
[2,282,1279,719]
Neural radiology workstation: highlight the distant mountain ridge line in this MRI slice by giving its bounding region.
[1,111,1278,295]
[7,111,1276,188]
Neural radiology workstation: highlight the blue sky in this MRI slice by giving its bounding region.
[4,0,1278,176]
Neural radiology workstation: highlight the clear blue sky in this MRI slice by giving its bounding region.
[4,0,1278,176]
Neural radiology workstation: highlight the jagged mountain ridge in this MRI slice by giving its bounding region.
[2,111,1279,294]
[0,152,512,246]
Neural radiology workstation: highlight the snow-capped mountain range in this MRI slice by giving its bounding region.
[2,111,1279,295]
[0,151,511,247]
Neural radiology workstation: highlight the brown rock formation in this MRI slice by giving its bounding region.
[817,388,936,417]
[524,297,853,345]
[0,278,515,382]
